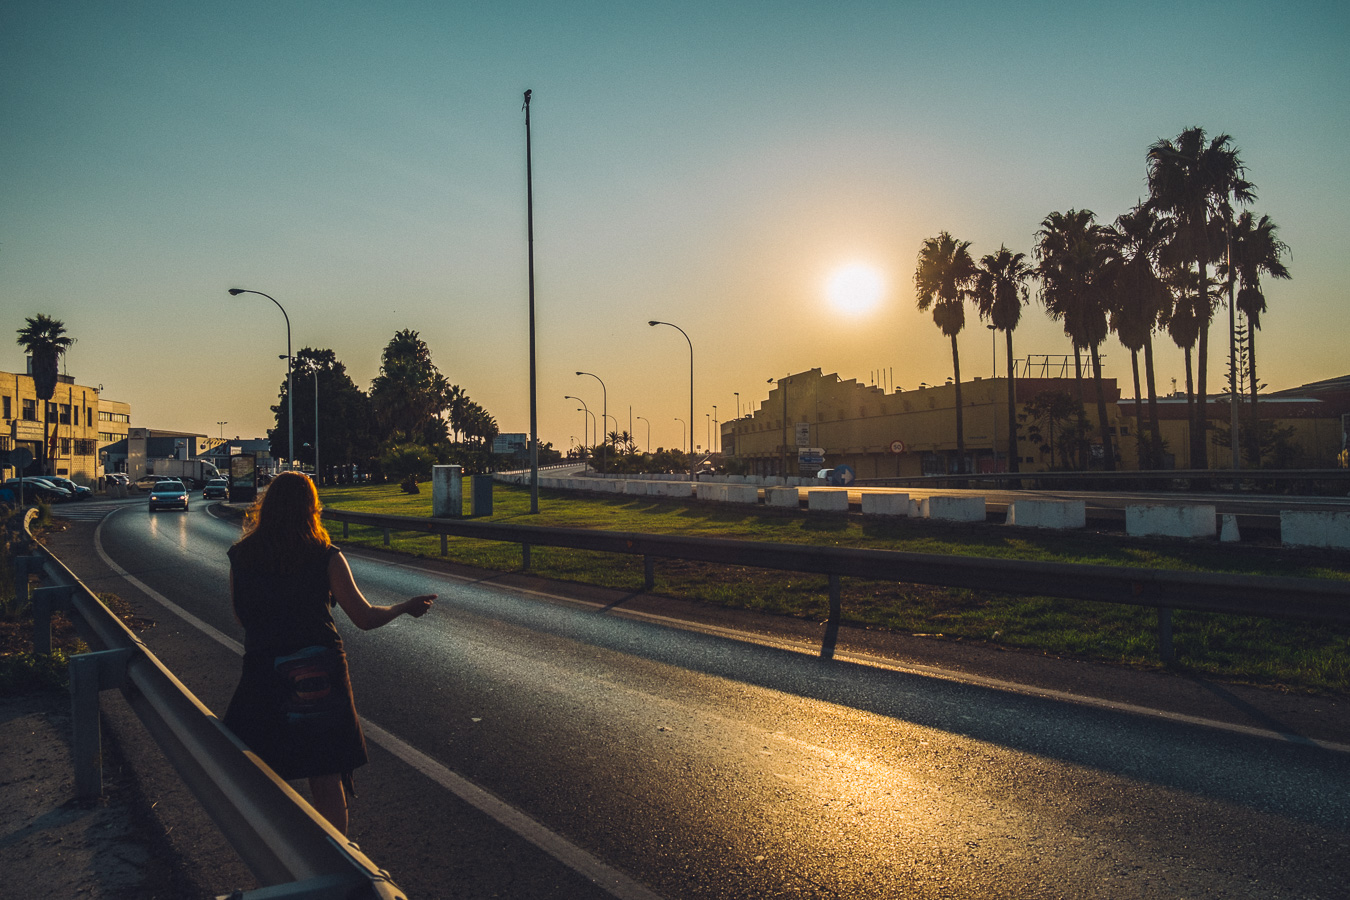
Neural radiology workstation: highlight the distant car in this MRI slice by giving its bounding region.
[135,474,168,491]
[202,478,228,499]
[148,479,189,511]
[105,473,130,488]
[2,477,72,503]
[44,476,94,500]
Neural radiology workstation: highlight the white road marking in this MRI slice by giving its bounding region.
[93,508,666,900]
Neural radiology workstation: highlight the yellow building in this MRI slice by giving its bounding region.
[726,368,1126,478]
[2,365,131,484]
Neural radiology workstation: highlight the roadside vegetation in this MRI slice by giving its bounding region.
[319,480,1350,695]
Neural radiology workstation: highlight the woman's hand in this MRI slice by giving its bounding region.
[401,594,436,618]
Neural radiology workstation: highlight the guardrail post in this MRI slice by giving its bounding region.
[522,543,531,571]
[440,534,448,556]
[10,554,44,613]
[820,574,842,660]
[31,585,74,655]
[1158,607,1175,663]
[70,648,133,800]
[644,556,655,591]
[382,528,391,547]
[342,520,349,539]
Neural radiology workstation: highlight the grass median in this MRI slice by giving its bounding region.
[319,480,1350,695]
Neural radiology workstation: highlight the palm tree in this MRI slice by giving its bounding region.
[1221,211,1290,465]
[445,384,468,443]
[15,314,75,476]
[1106,204,1172,468]
[1146,127,1255,468]
[915,232,977,473]
[972,246,1031,473]
[1034,210,1116,470]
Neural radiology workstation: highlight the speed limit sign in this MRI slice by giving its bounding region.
[889,440,906,454]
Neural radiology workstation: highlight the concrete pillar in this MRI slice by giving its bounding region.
[431,465,462,517]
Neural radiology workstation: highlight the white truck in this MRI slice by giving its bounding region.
[146,458,222,489]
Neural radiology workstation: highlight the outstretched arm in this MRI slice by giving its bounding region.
[329,551,435,631]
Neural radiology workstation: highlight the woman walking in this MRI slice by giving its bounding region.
[223,471,434,834]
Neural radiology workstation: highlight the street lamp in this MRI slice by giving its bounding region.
[987,324,997,378]
[649,320,694,482]
[712,405,718,453]
[230,288,293,469]
[576,371,608,473]
[636,415,650,452]
[564,395,591,447]
[216,421,227,440]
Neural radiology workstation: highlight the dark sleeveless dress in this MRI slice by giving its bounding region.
[223,541,368,781]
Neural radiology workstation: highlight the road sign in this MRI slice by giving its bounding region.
[10,447,33,470]
[889,439,906,454]
[794,423,810,448]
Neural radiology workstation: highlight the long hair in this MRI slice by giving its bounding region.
[234,472,330,572]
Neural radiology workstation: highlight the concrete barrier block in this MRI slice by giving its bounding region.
[861,492,910,516]
[726,484,759,504]
[765,487,799,508]
[1281,510,1350,549]
[1006,499,1086,530]
[695,483,726,501]
[1126,504,1217,539]
[921,495,986,522]
[1220,514,1241,542]
[728,475,746,484]
[808,489,848,512]
[909,498,922,517]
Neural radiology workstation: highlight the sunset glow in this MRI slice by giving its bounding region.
[827,264,886,316]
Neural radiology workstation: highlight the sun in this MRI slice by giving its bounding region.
[826,263,886,316]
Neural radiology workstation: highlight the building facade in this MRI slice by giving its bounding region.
[2,365,129,484]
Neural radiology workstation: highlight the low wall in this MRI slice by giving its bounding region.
[1281,510,1350,549]
[1126,504,1217,539]
[1006,499,1086,530]
[860,492,909,516]
[921,495,986,522]
[807,490,848,512]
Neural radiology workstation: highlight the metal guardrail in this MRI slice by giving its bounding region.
[18,509,407,900]
[321,508,1350,663]
[858,468,1350,494]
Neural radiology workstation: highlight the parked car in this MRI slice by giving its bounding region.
[105,473,130,488]
[135,474,168,491]
[202,477,228,499]
[148,479,189,511]
[44,476,94,500]
[2,477,72,503]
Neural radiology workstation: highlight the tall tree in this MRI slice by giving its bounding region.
[972,246,1032,473]
[1221,211,1291,466]
[915,232,978,473]
[1106,204,1172,468]
[369,330,451,444]
[1034,210,1116,470]
[1146,127,1254,468]
[15,314,75,475]
[271,348,377,480]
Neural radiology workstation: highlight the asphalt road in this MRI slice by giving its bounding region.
[49,496,1350,898]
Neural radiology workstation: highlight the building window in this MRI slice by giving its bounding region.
[46,402,57,422]
[100,411,131,424]
[2,396,9,419]
[22,398,37,421]
[59,403,72,425]
[61,438,71,456]
[87,407,93,427]
[75,439,97,455]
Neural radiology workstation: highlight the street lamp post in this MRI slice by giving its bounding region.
[564,395,591,448]
[230,289,293,470]
[649,321,694,482]
[576,371,608,473]
[987,324,997,379]
[216,421,227,440]
[636,415,650,452]
[712,405,717,453]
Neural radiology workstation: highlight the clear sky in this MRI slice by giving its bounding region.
[3,1,1347,454]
